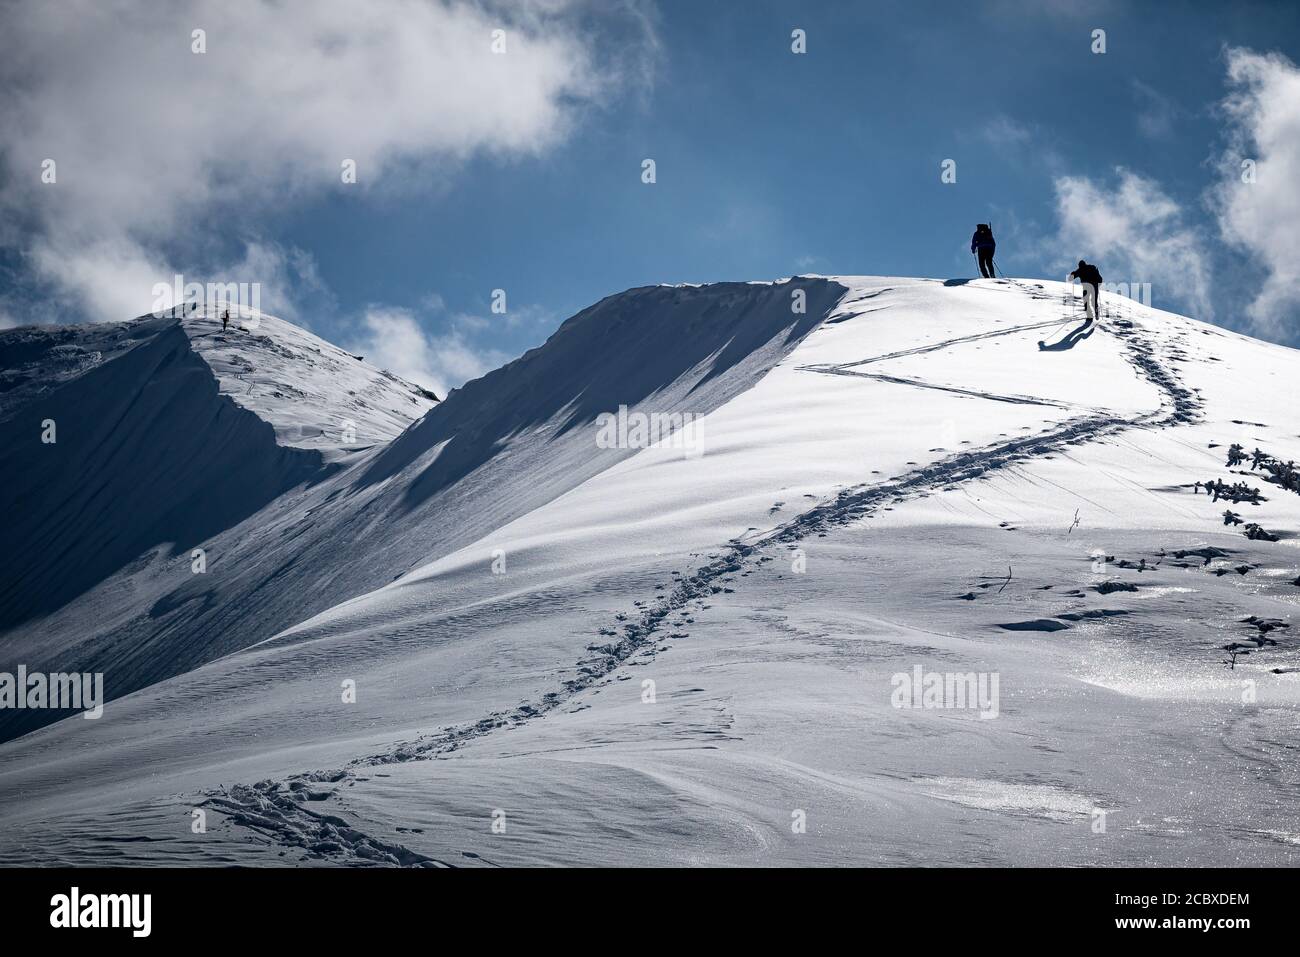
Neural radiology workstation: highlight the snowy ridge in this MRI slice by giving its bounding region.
[0,319,319,638]
[0,306,435,739]
[1,276,1298,866]
[178,303,438,455]
[0,280,847,743]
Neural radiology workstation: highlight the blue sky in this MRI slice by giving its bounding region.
[2,0,1299,394]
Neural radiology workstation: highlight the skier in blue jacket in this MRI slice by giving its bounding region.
[971,224,996,278]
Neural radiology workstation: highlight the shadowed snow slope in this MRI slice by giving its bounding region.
[0,280,846,743]
[1,276,1297,866]
[0,306,436,739]
[0,318,321,631]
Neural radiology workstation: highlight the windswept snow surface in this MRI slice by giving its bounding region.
[1,276,1298,866]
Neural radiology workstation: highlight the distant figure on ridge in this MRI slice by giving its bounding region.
[1068,260,1103,322]
[971,224,996,279]
[221,309,230,332]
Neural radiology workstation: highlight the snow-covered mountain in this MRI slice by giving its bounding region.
[0,283,842,741]
[0,303,437,740]
[1,277,1297,866]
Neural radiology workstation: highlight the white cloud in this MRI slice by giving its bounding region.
[0,0,654,322]
[1052,169,1212,319]
[26,239,169,324]
[1211,47,1300,341]
[221,241,332,327]
[348,306,511,398]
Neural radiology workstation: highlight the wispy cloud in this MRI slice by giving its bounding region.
[979,116,1035,150]
[224,242,333,328]
[346,297,532,398]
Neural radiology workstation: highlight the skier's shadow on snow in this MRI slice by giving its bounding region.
[943,278,974,287]
[1038,319,1095,352]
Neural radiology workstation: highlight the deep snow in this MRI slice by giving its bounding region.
[0,276,1297,866]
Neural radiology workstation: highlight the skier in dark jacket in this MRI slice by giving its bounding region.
[221,309,230,332]
[971,224,996,278]
[1068,260,1103,322]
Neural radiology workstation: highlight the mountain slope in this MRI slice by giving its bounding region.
[0,276,1296,866]
[0,281,846,741]
[0,307,436,738]
[0,317,322,630]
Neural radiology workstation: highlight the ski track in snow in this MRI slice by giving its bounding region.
[807,364,1083,410]
[799,313,1118,411]
[202,286,1204,866]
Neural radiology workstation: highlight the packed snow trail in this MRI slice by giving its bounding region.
[201,279,1204,865]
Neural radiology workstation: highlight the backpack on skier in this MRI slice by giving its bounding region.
[1069,261,1102,287]
[1069,260,1103,322]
